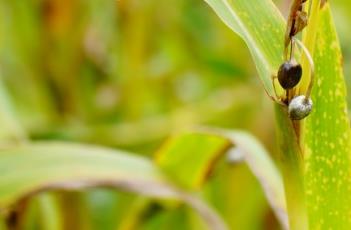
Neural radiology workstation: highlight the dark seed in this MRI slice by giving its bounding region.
[277,61,302,89]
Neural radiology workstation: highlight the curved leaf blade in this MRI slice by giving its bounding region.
[0,142,176,205]
[214,129,288,229]
[155,129,287,229]
[204,0,285,96]
[0,142,227,230]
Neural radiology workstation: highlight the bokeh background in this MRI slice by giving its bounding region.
[0,0,350,229]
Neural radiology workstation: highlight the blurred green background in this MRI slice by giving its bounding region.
[0,0,350,229]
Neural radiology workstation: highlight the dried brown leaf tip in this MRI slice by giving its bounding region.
[285,0,309,50]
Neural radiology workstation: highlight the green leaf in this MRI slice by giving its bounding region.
[303,3,351,229]
[204,0,351,229]
[155,133,232,189]
[155,129,287,229]
[0,142,227,230]
[204,0,285,96]
[202,0,304,228]
[211,129,287,229]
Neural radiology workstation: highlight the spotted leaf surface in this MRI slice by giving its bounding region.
[204,0,351,229]
[304,4,351,229]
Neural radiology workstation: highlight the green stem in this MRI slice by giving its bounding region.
[275,105,308,230]
[276,1,322,229]
[298,0,321,150]
[298,0,321,96]
[0,216,7,230]
[117,198,151,230]
[36,194,63,230]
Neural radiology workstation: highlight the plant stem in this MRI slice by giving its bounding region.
[298,0,321,96]
[275,105,308,230]
[37,194,63,230]
[275,1,322,229]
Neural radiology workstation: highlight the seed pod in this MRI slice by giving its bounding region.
[278,60,302,89]
[288,95,313,120]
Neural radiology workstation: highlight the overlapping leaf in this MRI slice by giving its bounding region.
[203,0,351,229]
[0,142,227,230]
[156,130,287,229]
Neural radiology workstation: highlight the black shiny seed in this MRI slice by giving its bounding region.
[277,61,302,89]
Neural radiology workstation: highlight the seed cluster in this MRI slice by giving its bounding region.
[274,0,314,120]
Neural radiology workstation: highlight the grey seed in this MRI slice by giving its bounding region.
[288,95,313,120]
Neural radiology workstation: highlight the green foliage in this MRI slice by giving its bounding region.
[0,142,226,230]
[1,0,351,229]
[0,0,275,228]
[204,0,285,96]
[204,0,351,229]
[156,130,287,228]
[0,142,174,207]
[304,4,351,228]
[156,133,231,189]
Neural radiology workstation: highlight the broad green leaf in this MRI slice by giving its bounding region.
[155,130,287,229]
[303,3,351,229]
[204,0,285,96]
[0,142,227,230]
